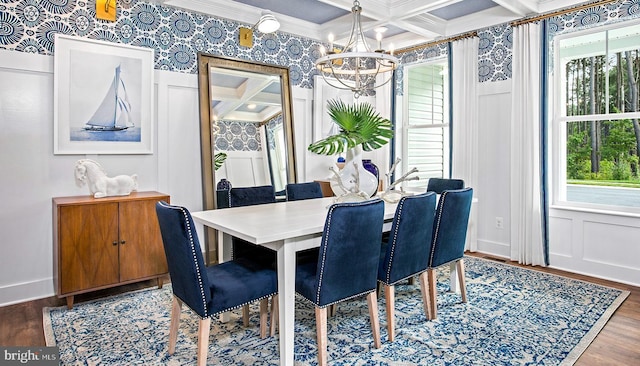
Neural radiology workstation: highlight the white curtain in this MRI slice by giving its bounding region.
[510,22,546,266]
[451,37,479,252]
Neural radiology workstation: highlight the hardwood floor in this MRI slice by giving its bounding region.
[1,259,638,365]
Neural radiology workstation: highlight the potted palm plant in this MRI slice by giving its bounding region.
[308,99,393,197]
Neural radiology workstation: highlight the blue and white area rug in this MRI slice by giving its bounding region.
[43,257,628,365]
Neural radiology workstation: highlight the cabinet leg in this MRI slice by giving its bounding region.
[66,296,74,310]
[157,277,164,289]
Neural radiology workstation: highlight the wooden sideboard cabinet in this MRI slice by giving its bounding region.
[53,191,170,308]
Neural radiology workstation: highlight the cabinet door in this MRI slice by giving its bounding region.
[118,198,168,282]
[59,203,120,294]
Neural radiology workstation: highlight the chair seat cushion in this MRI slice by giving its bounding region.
[206,259,277,315]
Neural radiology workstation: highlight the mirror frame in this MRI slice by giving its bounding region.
[197,53,297,262]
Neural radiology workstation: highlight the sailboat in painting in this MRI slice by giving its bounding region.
[85,65,134,131]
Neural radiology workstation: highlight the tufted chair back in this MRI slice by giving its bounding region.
[429,188,473,268]
[379,192,437,285]
[155,201,211,317]
[426,178,465,194]
[286,182,324,201]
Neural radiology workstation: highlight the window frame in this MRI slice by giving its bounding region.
[551,19,640,215]
[397,58,451,192]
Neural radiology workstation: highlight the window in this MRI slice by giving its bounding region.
[553,21,640,212]
[398,60,450,191]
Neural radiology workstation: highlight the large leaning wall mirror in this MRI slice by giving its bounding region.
[198,53,297,263]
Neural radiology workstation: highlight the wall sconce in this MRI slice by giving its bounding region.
[96,0,117,22]
[239,10,280,48]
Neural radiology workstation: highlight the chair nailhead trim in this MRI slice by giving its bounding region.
[209,292,278,317]
[384,196,406,283]
[429,191,448,267]
[160,202,209,318]
[315,200,381,306]
[301,289,376,309]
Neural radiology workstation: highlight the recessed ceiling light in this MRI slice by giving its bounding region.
[247,103,257,110]
[374,26,388,34]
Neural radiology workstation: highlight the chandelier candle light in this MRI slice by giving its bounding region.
[315,0,399,98]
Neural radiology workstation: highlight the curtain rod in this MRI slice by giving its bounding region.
[397,0,617,55]
[511,0,617,27]
[396,31,477,56]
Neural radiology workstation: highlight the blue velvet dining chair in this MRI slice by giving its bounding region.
[285,182,324,201]
[295,199,385,366]
[155,201,277,366]
[222,185,278,326]
[426,177,465,194]
[219,185,277,267]
[264,182,324,335]
[377,192,437,341]
[227,185,276,208]
[426,187,473,319]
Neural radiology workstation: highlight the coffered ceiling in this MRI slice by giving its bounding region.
[166,0,593,49]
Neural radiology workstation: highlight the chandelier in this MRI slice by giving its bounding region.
[315,0,399,98]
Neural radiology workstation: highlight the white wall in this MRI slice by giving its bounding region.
[474,78,640,287]
[2,47,638,307]
[476,80,512,257]
[0,49,317,306]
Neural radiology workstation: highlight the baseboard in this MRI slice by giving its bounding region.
[0,278,54,307]
[476,239,510,258]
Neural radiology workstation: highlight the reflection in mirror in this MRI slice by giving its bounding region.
[198,54,297,263]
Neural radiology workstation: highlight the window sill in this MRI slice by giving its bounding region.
[550,203,640,219]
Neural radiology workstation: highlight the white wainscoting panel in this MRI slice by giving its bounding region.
[476,80,512,258]
[549,208,640,286]
[548,216,573,258]
[292,86,313,183]
[583,221,639,268]
[217,152,267,187]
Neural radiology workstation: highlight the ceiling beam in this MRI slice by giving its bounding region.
[491,0,538,17]
[213,77,278,120]
[390,0,463,20]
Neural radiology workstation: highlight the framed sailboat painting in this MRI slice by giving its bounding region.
[54,35,154,154]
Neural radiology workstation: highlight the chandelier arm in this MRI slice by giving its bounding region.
[315,0,398,96]
[321,68,360,91]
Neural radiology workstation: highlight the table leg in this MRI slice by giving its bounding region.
[277,240,297,366]
[449,262,459,293]
[218,231,232,323]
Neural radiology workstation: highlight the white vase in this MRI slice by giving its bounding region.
[330,146,379,198]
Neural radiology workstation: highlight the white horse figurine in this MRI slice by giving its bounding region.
[74,159,138,198]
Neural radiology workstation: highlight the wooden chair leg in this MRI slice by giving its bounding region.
[367,292,381,349]
[418,271,433,320]
[259,298,269,338]
[242,304,250,327]
[168,296,182,355]
[315,306,328,366]
[408,277,415,285]
[196,318,211,366]
[270,295,279,336]
[457,259,468,303]
[384,284,395,342]
[427,268,438,320]
[330,303,338,317]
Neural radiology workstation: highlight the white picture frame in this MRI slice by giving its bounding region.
[54,34,154,154]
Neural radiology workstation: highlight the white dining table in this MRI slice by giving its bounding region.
[191,196,464,366]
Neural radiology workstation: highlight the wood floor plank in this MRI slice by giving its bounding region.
[1,261,637,365]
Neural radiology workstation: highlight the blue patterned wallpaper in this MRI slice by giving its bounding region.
[214,120,261,152]
[0,0,323,88]
[2,0,640,88]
